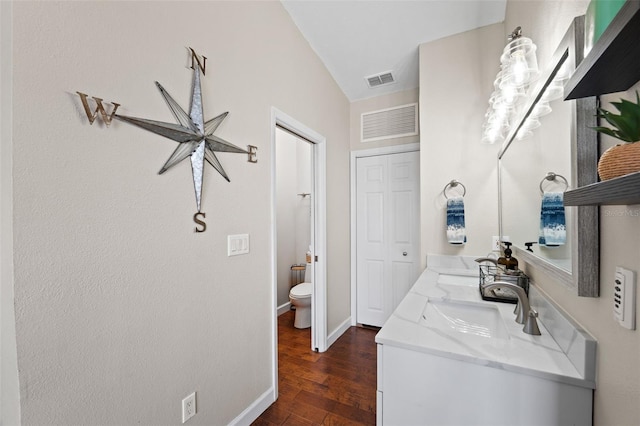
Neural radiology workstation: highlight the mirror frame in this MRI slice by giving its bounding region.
[498,15,600,297]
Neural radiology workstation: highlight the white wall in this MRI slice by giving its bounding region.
[5,1,350,424]
[275,129,311,308]
[504,2,640,424]
[419,23,505,264]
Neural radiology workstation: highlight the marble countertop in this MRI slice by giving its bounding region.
[375,256,596,389]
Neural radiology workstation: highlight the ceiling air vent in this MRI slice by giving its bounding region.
[361,103,419,142]
[365,71,395,88]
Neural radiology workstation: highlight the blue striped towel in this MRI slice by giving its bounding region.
[446,196,466,244]
[539,192,566,246]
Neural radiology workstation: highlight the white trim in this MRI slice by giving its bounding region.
[351,143,420,159]
[311,138,328,353]
[350,143,420,325]
[228,387,275,426]
[270,107,328,407]
[277,302,291,317]
[327,316,352,348]
[1,2,20,424]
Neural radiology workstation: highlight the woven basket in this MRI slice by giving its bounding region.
[597,142,640,180]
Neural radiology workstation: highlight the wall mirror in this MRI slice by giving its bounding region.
[498,16,600,297]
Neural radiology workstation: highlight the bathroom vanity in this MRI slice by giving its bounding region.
[375,256,596,426]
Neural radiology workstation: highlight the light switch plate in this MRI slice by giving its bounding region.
[614,266,636,330]
[228,234,249,256]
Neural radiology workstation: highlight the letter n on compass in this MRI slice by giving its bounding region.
[189,47,206,75]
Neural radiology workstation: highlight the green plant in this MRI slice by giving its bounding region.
[592,91,640,143]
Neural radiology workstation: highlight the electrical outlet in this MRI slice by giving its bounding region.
[491,236,510,252]
[182,392,196,423]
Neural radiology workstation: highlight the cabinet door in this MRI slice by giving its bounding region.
[380,345,593,425]
[356,151,420,327]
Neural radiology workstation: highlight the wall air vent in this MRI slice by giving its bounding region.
[361,103,419,142]
[365,71,395,88]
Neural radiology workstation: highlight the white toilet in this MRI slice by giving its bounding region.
[289,263,313,329]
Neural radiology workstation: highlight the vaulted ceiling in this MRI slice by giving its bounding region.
[281,0,507,101]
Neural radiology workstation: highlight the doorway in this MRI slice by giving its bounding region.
[350,144,421,327]
[270,108,327,401]
[275,128,312,317]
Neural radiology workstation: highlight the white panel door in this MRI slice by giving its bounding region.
[356,151,420,327]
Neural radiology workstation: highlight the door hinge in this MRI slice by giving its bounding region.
[315,255,318,262]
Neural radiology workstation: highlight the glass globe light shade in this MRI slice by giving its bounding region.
[500,37,539,88]
[482,122,505,144]
[521,117,541,132]
[500,84,526,107]
[531,101,552,119]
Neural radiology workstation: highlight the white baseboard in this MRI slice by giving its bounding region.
[277,302,291,316]
[232,316,351,425]
[327,316,352,348]
[277,304,350,351]
[229,387,275,426]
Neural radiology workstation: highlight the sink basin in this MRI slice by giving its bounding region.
[436,274,478,287]
[419,299,509,339]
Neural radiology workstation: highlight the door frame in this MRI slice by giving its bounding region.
[1,2,20,423]
[350,143,420,326]
[270,107,327,394]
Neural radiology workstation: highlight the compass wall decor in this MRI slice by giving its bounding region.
[76,48,257,233]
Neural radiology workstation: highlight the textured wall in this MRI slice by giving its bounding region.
[9,1,349,424]
[419,23,504,264]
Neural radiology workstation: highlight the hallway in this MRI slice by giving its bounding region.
[253,311,378,425]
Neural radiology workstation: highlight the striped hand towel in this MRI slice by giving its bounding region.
[446,196,466,244]
[539,192,566,246]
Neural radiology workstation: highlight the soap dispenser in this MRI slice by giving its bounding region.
[497,241,519,271]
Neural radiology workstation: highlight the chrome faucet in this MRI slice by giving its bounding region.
[484,281,541,335]
[475,257,498,266]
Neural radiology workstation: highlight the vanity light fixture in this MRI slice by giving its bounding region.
[481,27,539,144]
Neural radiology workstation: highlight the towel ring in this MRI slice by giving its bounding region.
[443,180,466,199]
[539,172,568,194]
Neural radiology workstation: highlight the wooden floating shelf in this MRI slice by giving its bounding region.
[563,2,640,208]
[564,0,640,100]
[564,171,640,206]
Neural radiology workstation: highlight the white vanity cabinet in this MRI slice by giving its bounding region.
[375,258,596,426]
[377,343,592,426]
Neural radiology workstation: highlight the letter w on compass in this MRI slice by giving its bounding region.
[76,92,120,126]
[114,67,249,212]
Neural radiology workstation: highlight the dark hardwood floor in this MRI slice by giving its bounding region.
[252,310,379,425]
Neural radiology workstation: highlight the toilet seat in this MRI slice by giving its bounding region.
[290,282,312,298]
